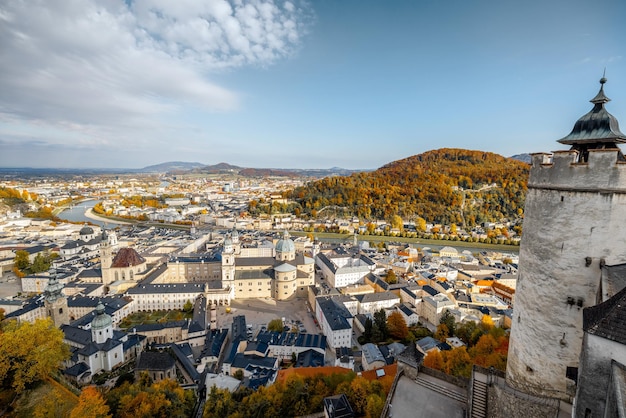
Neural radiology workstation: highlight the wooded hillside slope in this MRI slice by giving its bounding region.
[289,148,529,226]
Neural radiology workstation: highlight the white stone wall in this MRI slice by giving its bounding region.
[507,149,626,399]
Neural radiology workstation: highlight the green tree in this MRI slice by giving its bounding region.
[0,318,70,393]
[183,300,193,314]
[14,249,30,270]
[31,253,51,273]
[373,309,388,342]
[439,310,456,336]
[267,318,284,332]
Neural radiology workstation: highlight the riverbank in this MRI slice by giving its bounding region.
[84,208,133,225]
[289,231,519,253]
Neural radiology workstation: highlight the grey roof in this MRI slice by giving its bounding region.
[583,284,626,344]
[171,343,200,381]
[231,315,248,340]
[317,253,337,273]
[416,336,440,352]
[77,268,102,278]
[64,362,90,377]
[126,282,205,294]
[68,295,131,310]
[200,328,229,359]
[136,351,176,371]
[355,292,399,304]
[62,324,92,346]
[295,349,325,368]
[235,269,273,280]
[318,298,352,331]
[256,331,327,350]
[422,285,439,297]
[398,304,417,317]
[231,353,278,370]
[558,77,626,145]
[235,256,275,267]
[361,343,385,364]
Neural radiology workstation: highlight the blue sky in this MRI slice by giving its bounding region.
[1,0,625,169]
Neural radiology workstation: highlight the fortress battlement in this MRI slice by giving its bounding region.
[529,148,626,192]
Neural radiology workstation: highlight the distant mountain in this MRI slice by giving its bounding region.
[194,164,363,178]
[140,161,206,173]
[288,148,530,226]
[510,154,532,164]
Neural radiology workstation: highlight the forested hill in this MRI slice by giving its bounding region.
[288,148,530,226]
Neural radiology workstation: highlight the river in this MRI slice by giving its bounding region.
[57,200,105,227]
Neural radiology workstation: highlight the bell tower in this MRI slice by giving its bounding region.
[44,270,69,327]
[506,77,626,400]
[221,234,235,287]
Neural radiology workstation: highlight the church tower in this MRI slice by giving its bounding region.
[44,270,69,327]
[221,234,235,287]
[231,225,241,255]
[506,77,626,400]
[100,229,113,285]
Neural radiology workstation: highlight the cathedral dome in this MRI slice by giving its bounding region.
[275,231,295,254]
[91,302,112,330]
[80,225,94,236]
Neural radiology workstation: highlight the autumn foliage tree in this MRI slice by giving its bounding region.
[70,386,111,418]
[386,311,408,340]
[107,376,194,418]
[289,148,529,226]
[0,318,69,393]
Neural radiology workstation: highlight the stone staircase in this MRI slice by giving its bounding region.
[470,379,488,418]
[414,375,467,404]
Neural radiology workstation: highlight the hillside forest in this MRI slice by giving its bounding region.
[284,149,529,227]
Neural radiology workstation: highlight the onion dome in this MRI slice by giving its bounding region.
[558,76,626,147]
[275,230,295,254]
[91,302,112,330]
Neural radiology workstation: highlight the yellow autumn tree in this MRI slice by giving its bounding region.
[70,386,111,418]
[0,318,69,393]
[424,350,444,371]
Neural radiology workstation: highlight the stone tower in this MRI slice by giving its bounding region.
[44,271,69,327]
[506,77,626,400]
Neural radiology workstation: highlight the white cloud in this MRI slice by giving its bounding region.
[0,0,310,166]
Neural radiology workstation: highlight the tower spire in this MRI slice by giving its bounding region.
[557,75,626,162]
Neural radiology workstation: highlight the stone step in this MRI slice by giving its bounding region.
[471,380,488,418]
[415,376,467,403]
